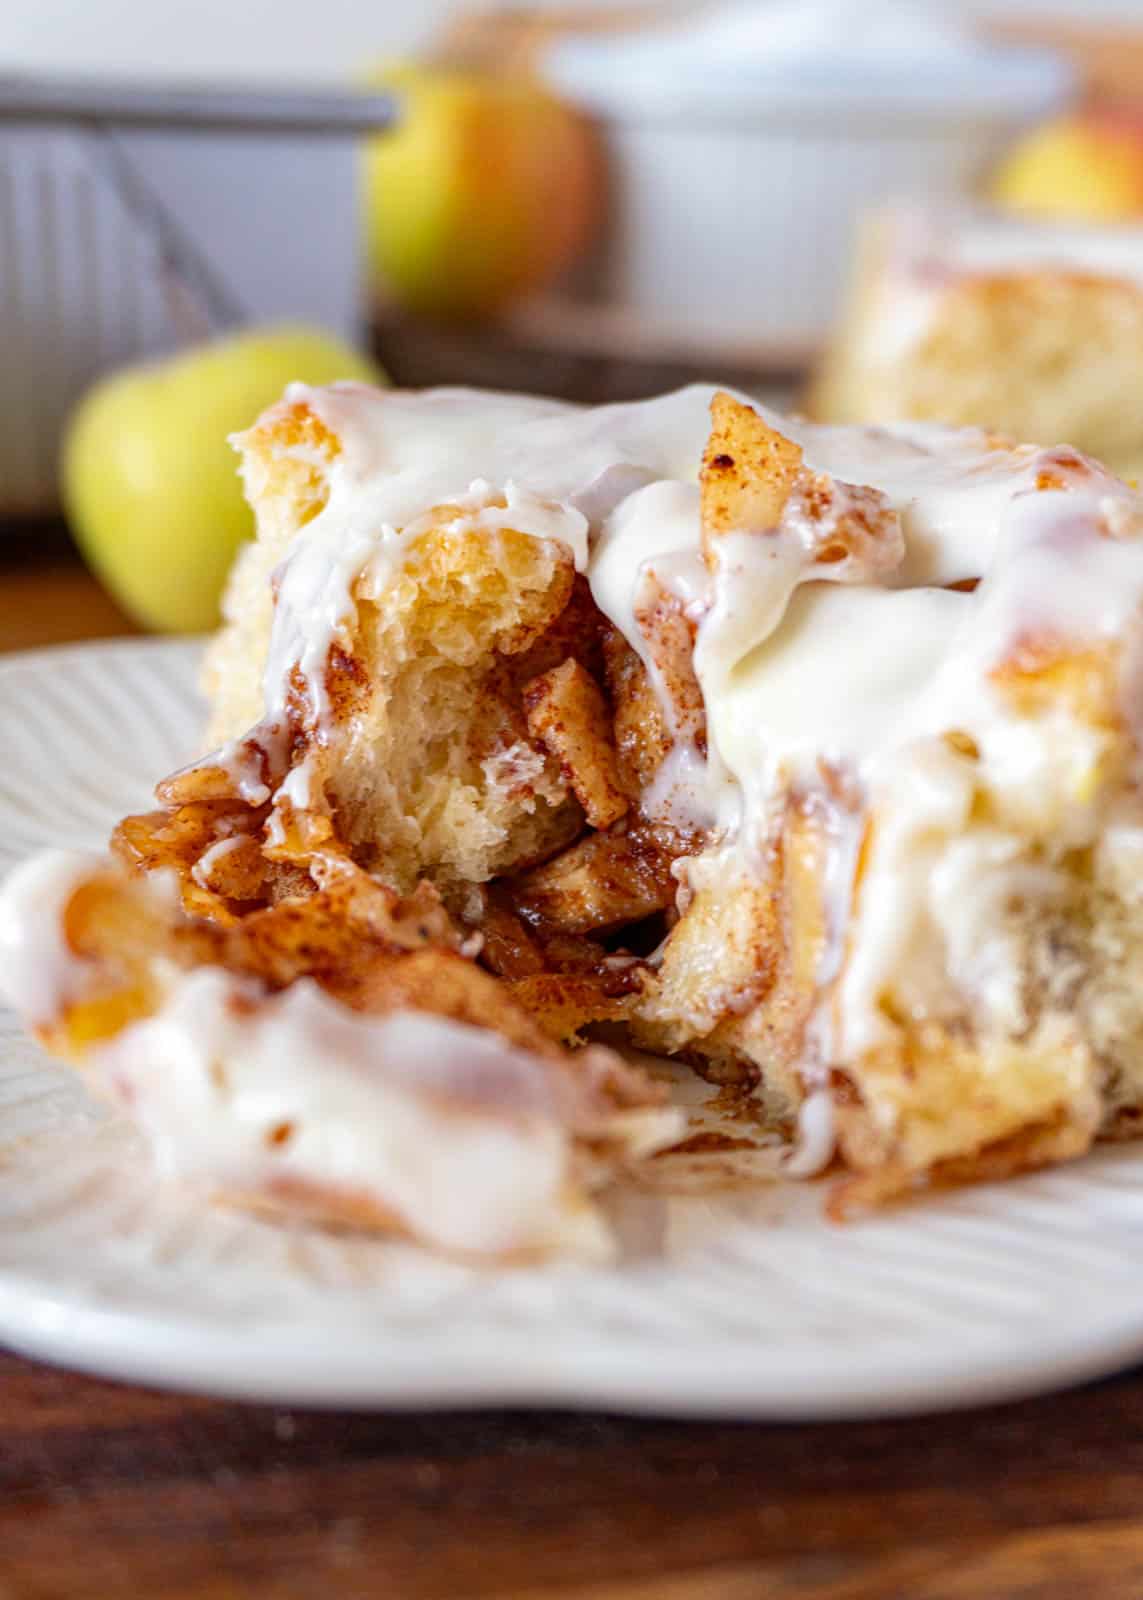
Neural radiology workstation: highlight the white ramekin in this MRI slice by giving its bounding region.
[544,28,1074,362]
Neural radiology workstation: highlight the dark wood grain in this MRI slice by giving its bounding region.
[0,525,136,652]
[4,1349,1143,1599]
[4,562,1143,1599]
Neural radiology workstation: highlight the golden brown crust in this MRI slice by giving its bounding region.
[701,392,902,583]
[701,390,804,562]
[829,1105,1095,1219]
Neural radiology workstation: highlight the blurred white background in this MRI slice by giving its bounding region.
[0,0,1140,84]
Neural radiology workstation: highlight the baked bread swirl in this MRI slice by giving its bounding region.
[7,379,1143,1248]
[810,206,1143,485]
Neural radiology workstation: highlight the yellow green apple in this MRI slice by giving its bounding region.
[361,60,600,320]
[62,325,383,634]
[991,111,1143,221]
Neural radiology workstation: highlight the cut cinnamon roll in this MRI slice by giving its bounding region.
[7,379,1143,1250]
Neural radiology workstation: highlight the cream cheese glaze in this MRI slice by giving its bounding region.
[240,384,1135,799]
[87,970,625,1260]
[0,851,111,1025]
[0,851,680,1259]
[236,384,1045,798]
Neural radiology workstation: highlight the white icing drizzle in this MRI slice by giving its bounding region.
[86,969,621,1259]
[0,852,681,1255]
[785,1089,836,1178]
[276,756,318,812]
[829,478,1143,1057]
[861,205,1143,370]
[236,383,1084,824]
[171,740,274,807]
[0,851,106,1025]
[238,383,713,740]
[191,835,245,890]
[707,584,970,820]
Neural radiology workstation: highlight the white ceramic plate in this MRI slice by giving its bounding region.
[4,638,1143,1418]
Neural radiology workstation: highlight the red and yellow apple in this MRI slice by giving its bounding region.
[63,325,383,634]
[992,110,1143,221]
[361,61,601,320]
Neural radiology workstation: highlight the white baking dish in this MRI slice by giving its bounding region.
[544,3,1074,361]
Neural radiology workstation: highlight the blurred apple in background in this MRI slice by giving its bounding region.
[991,110,1143,221]
[361,61,601,320]
[62,326,383,634]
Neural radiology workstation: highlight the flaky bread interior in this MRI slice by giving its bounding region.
[204,405,338,740]
[207,401,587,893]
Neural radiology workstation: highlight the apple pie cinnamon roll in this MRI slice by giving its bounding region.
[8,378,1143,1249]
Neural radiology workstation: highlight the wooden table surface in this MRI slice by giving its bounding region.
[5,547,1143,1600]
